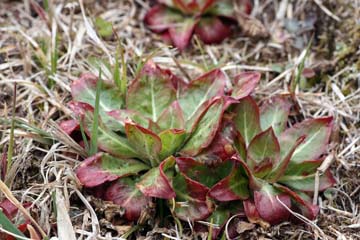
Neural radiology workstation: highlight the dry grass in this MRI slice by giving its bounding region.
[0,0,359,239]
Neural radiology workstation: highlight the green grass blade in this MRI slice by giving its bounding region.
[0,210,26,240]
[89,69,102,155]
[113,46,121,91]
[7,84,16,174]
[290,35,313,93]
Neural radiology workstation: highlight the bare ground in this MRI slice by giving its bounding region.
[0,0,359,239]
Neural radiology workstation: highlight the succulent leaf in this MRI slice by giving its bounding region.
[80,109,138,158]
[231,72,261,100]
[125,122,162,167]
[247,128,280,177]
[136,156,176,199]
[253,183,291,225]
[208,162,249,201]
[172,173,212,220]
[127,62,177,122]
[168,17,197,50]
[71,73,124,112]
[279,117,333,164]
[233,96,261,146]
[157,101,185,130]
[105,178,152,221]
[181,97,227,156]
[179,68,226,123]
[159,129,187,160]
[194,17,231,44]
[260,96,292,136]
[76,153,149,187]
[195,120,238,163]
[176,157,233,188]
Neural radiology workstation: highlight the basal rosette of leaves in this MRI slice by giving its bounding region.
[207,95,335,226]
[61,61,260,226]
[62,61,335,237]
[144,0,252,50]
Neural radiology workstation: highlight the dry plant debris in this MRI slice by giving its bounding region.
[0,0,359,239]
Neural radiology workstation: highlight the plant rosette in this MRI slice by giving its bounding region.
[144,0,252,50]
[61,61,335,237]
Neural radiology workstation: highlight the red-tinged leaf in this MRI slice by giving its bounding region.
[231,155,262,190]
[181,97,230,156]
[254,184,291,225]
[125,122,162,167]
[284,158,325,176]
[231,72,261,100]
[195,120,238,164]
[208,163,249,201]
[144,5,183,33]
[172,173,212,221]
[234,132,247,160]
[127,62,177,122]
[243,200,267,225]
[105,178,152,221]
[274,184,319,220]
[260,96,292,136]
[0,199,19,219]
[71,73,124,112]
[159,0,215,14]
[59,119,79,135]
[279,170,335,192]
[267,136,305,183]
[68,101,94,117]
[179,68,226,122]
[137,156,176,199]
[76,153,149,188]
[168,17,197,50]
[81,111,138,158]
[159,129,187,160]
[279,117,333,164]
[247,128,280,177]
[233,96,261,146]
[176,157,233,188]
[194,17,231,44]
[106,109,149,132]
[157,101,185,130]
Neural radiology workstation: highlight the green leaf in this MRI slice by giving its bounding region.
[208,163,249,201]
[171,173,213,221]
[95,17,113,38]
[0,210,26,240]
[279,117,333,164]
[233,96,261,146]
[176,157,233,188]
[127,62,177,122]
[82,111,138,158]
[247,128,280,177]
[231,72,261,100]
[76,153,149,187]
[279,170,335,192]
[71,73,124,113]
[159,129,187,160]
[125,122,162,167]
[157,101,185,130]
[179,69,226,122]
[260,96,292,136]
[136,156,176,199]
[181,97,229,156]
